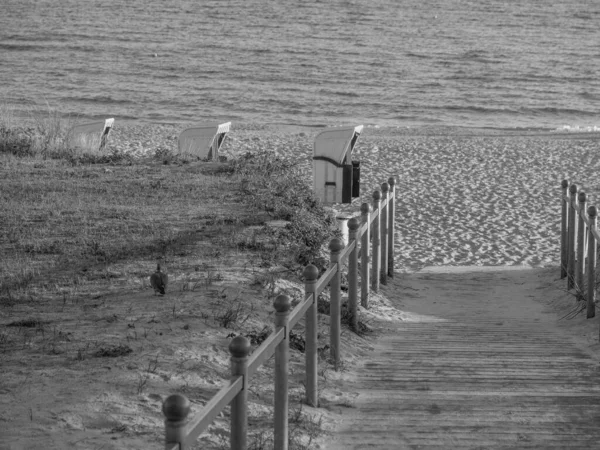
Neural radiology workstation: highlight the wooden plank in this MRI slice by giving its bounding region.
[316,264,338,295]
[183,377,244,446]
[338,239,356,265]
[593,227,600,243]
[289,294,314,329]
[323,270,600,448]
[370,208,379,222]
[580,209,591,227]
[356,221,368,240]
[247,329,285,377]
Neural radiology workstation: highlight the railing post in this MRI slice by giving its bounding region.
[380,182,389,285]
[372,190,381,293]
[348,217,360,332]
[577,191,587,294]
[587,206,597,320]
[360,203,371,308]
[387,176,396,277]
[163,394,191,450]
[274,294,291,450]
[230,336,250,450]
[568,184,579,290]
[304,264,319,407]
[329,238,343,370]
[561,179,569,279]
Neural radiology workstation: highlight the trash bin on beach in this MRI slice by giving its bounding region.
[312,125,363,205]
[178,122,231,160]
[67,118,114,151]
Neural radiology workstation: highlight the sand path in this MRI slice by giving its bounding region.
[324,266,600,449]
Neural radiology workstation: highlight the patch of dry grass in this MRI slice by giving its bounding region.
[0,108,345,448]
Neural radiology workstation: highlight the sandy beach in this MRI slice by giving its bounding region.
[112,122,600,271]
[116,122,600,269]
[1,123,600,449]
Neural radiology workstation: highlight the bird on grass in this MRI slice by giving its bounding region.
[150,264,168,295]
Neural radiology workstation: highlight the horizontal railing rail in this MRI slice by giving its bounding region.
[161,176,397,450]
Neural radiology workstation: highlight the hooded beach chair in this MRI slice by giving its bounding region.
[67,118,114,151]
[178,122,231,160]
[313,125,363,204]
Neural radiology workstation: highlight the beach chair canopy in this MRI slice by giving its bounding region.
[313,125,363,167]
[178,122,231,159]
[67,118,114,151]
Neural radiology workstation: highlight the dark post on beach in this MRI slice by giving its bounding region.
[587,206,597,320]
[163,394,190,450]
[360,202,371,307]
[568,184,578,290]
[273,294,291,449]
[577,191,587,293]
[380,182,389,285]
[348,217,360,332]
[230,336,250,450]
[329,238,343,369]
[304,264,319,407]
[372,190,381,292]
[561,179,569,279]
[388,176,396,277]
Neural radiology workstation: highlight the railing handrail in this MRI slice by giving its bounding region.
[560,179,597,323]
[564,192,600,240]
[162,176,397,450]
[247,328,285,377]
[288,292,315,330]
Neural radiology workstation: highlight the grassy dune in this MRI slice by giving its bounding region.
[0,106,349,449]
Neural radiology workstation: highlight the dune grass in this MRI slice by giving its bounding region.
[0,105,343,448]
[0,120,337,303]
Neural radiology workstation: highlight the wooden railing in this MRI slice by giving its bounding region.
[560,179,597,322]
[161,177,397,450]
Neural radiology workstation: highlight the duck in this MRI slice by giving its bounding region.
[150,264,168,295]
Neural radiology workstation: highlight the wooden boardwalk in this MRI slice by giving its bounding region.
[325,267,600,449]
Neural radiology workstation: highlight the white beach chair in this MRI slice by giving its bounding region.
[67,118,114,151]
[313,125,363,204]
[178,122,231,160]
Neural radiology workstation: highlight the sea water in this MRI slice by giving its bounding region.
[1,0,598,130]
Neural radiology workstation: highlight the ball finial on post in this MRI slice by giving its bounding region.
[162,394,191,422]
[381,182,389,193]
[360,202,371,215]
[388,176,396,188]
[229,335,251,358]
[562,179,569,189]
[329,238,344,253]
[303,264,319,282]
[373,190,381,201]
[578,191,587,203]
[589,205,598,218]
[273,294,291,313]
[569,184,579,195]
[348,217,360,231]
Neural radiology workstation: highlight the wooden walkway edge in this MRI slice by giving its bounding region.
[325,266,600,449]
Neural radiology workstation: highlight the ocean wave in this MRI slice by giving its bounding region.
[0,43,48,51]
[406,51,432,60]
[2,0,599,131]
[317,89,360,98]
[553,125,600,133]
[65,95,131,105]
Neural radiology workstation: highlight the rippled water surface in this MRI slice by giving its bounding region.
[1,0,599,129]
